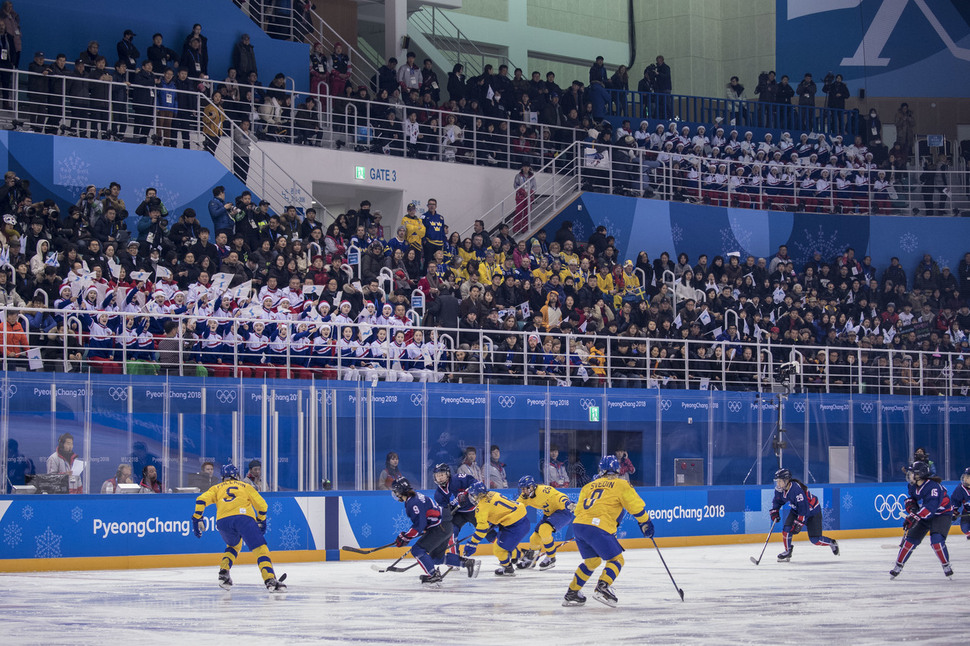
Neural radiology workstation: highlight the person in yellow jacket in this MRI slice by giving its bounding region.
[595,264,616,302]
[462,482,531,576]
[192,463,287,592]
[402,203,426,254]
[563,456,654,608]
[620,260,644,304]
[202,91,227,155]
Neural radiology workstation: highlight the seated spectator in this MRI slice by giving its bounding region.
[101,463,134,493]
[188,461,218,491]
[457,446,484,482]
[246,459,263,490]
[138,465,163,493]
[377,451,402,490]
[488,444,508,489]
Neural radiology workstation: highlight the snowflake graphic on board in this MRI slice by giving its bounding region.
[142,174,180,210]
[936,255,950,271]
[21,505,33,521]
[34,527,63,559]
[571,220,587,242]
[277,521,302,550]
[726,215,754,254]
[731,520,740,533]
[349,500,362,516]
[70,506,83,523]
[56,151,90,192]
[670,223,684,244]
[841,493,853,511]
[272,501,284,515]
[3,523,22,548]
[791,225,843,266]
[617,529,628,540]
[822,505,836,531]
[392,512,412,534]
[360,523,372,539]
[599,215,618,240]
[898,232,919,254]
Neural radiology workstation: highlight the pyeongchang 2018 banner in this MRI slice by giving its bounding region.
[776,0,970,97]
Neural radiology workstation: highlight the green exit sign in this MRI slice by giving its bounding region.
[355,166,366,180]
[588,406,600,422]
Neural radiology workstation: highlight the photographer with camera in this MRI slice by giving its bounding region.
[136,203,171,259]
[822,72,849,134]
[0,170,27,213]
[74,184,103,227]
[652,55,671,119]
[134,187,168,219]
[207,185,235,236]
[92,205,129,247]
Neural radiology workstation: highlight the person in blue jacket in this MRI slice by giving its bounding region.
[390,476,480,587]
[770,468,839,562]
[891,461,954,579]
[950,467,970,540]
[432,462,480,541]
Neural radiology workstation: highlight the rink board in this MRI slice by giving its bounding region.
[0,482,942,572]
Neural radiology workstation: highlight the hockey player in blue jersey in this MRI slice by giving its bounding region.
[390,476,480,587]
[433,463,480,538]
[891,461,954,579]
[770,468,839,562]
[950,467,970,539]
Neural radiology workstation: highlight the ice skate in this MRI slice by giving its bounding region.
[777,549,792,562]
[562,588,586,607]
[890,563,904,579]
[516,549,536,569]
[464,558,481,578]
[593,580,618,607]
[538,557,557,571]
[218,568,232,590]
[943,564,953,579]
[495,564,516,577]
[265,576,287,592]
[831,540,840,556]
[420,570,444,588]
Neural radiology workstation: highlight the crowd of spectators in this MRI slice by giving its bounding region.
[2,164,970,395]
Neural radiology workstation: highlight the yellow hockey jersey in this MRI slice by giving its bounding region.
[470,492,527,544]
[517,485,571,516]
[193,479,268,522]
[573,476,648,534]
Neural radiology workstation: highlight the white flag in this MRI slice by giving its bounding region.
[698,310,712,325]
[518,301,531,320]
[210,272,234,294]
[130,270,151,282]
[228,280,253,301]
[155,266,172,280]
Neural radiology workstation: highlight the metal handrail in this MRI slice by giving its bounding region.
[408,6,519,79]
[1,304,966,397]
[606,89,863,138]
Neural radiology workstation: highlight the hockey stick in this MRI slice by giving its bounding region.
[650,537,684,601]
[750,520,777,565]
[371,534,477,572]
[342,541,396,554]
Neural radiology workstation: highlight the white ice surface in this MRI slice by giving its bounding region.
[0,537,964,645]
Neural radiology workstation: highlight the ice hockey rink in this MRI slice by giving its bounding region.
[1,537,962,645]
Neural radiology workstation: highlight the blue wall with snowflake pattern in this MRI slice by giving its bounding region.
[548,194,970,277]
[0,131,250,232]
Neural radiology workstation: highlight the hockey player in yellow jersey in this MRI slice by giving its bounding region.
[192,463,286,592]
[564,456,654,608]
[462,481,532,576]
[515,475,575,571]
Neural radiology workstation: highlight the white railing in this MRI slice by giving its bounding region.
[408,6,519,79]
[2,305,968,397]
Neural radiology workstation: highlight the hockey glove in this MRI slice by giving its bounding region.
[639,519,655,539]
[192,517,204,538]
[905,498,918,515]
[455,491,470,508]
[903,514,918,531]
[791,519,803,535]
[395,532,411,547]
[769,509,780,523]
[257,519,267,535]
[463,543,478,558]
[566,502,576,513]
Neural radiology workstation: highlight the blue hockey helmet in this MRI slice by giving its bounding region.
[910,461,931,481]
[518,475,537,497]
[961,467,970,486]
[390,476,414,501]
[773,468,791,492]
[599,455,620,475]
[433,463,452,484]
[221,463,239,480]
[466,481,488,503]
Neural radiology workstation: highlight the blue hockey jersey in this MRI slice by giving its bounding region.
[771,480,820,524]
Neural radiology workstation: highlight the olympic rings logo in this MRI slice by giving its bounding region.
[108,387,128,401]
[728,401,742,413]
[216,389,237,404]
[860,403,874,414]
[873,494,909,521]
[919,404,931,415]
[793,401,806,413]
[0,384,17,398]
[659,399,672,412]
[410,394,424,406]
[579,398,595,410]
[498,396,516,408]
